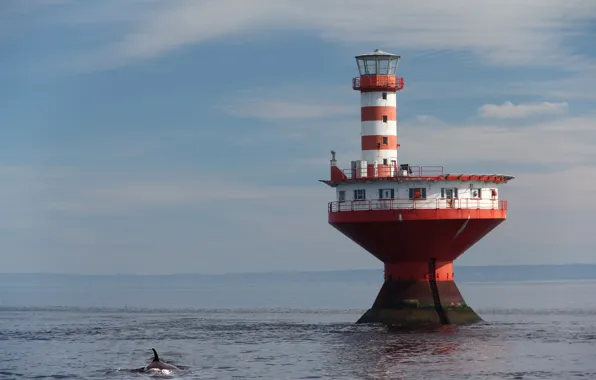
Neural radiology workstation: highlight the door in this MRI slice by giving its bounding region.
[378,188,394,209]
[445,188,454,208]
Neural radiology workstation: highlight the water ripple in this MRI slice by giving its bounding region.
[2,307,595,379]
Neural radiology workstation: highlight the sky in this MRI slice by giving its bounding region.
[1,0,596,275]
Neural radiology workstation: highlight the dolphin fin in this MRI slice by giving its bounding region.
[151,348,160,362]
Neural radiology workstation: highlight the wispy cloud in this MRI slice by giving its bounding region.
[42,0,595,73]
[223,99,353,121]
[228,91,596,170]
[508,72,596,101]
[0,163,323,217]
[290,109,596,168]
[217,84,361,146]
[0,163,353,274]
[400,113,596,166]
[47,177,325,215]
[478,101,569,119]
[220,84,355,120]
[407,73,596,102]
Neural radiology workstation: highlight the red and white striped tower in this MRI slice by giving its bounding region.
[353,49,404,178]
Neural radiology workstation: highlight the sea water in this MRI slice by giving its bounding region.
[1,272,595,379]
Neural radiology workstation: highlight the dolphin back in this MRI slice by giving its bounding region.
[145,348,180,371]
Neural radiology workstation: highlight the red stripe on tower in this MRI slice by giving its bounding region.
[360,106,397,121]
[361,135,398,150]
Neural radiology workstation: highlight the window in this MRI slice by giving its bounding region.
[471,188,482,198]
[382,136,388,145]
[354,189,366,200]
[382,158,388,165]
[409,187,426,199]
[382,115,388,123]
[382,92,387,100]
[379,188,395,199]
[441,188,458,198]
[338,190,346,201]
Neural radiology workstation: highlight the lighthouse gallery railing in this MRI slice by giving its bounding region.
[328,198,508,212]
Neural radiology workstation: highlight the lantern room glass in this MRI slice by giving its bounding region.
[356,56,399,76]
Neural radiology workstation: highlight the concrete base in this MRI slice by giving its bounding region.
[356,306,482,327]
[355,279,483,327]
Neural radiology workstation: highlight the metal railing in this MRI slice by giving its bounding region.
[328,198,508,212]
[341,165,444,179]
[352,76,405,91]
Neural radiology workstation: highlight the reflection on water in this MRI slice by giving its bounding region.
[325,322,509,379]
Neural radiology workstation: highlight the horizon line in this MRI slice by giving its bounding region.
[2,263,596,277]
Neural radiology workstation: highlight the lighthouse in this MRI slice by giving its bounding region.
[321,49,514,326]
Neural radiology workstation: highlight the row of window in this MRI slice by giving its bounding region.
[339,187,491,201]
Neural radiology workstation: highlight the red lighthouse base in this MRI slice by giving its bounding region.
[356,260,482,326]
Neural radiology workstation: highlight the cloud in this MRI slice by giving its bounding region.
[0,165,75,228]
[282,107,596,169]
[0,163,324,219]
[46,177,325,215]
[223,99,353,121]
[0,163,371,275]
[406,114,448,126]
[226,83,594,172]
[399,113,596,167]
[65,0,285,72]
[508,73,596,101]
[220,84,356,119]
[405,70,596,102]
[468,163,596,265]
[214,84,363,148]
[508,165,596,209]
[47,0,596,73]
[276,91,596,169]
[478,101,569,119]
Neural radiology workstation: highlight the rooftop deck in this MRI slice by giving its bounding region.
[321,164,514,186]
[348,165,444,177]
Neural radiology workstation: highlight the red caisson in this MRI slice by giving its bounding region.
[320,49,514,326]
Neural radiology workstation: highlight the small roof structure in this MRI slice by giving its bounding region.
[355,49,400,59]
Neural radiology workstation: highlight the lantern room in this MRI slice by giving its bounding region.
[355,49,401,76]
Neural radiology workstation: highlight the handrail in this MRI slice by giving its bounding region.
[353,76,405,91]
[341,165,444,178]
[328,198,507,212]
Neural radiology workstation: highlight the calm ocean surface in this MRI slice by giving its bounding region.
[1,272,596,379]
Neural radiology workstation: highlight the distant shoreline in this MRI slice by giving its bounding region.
[2,263,596,283]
